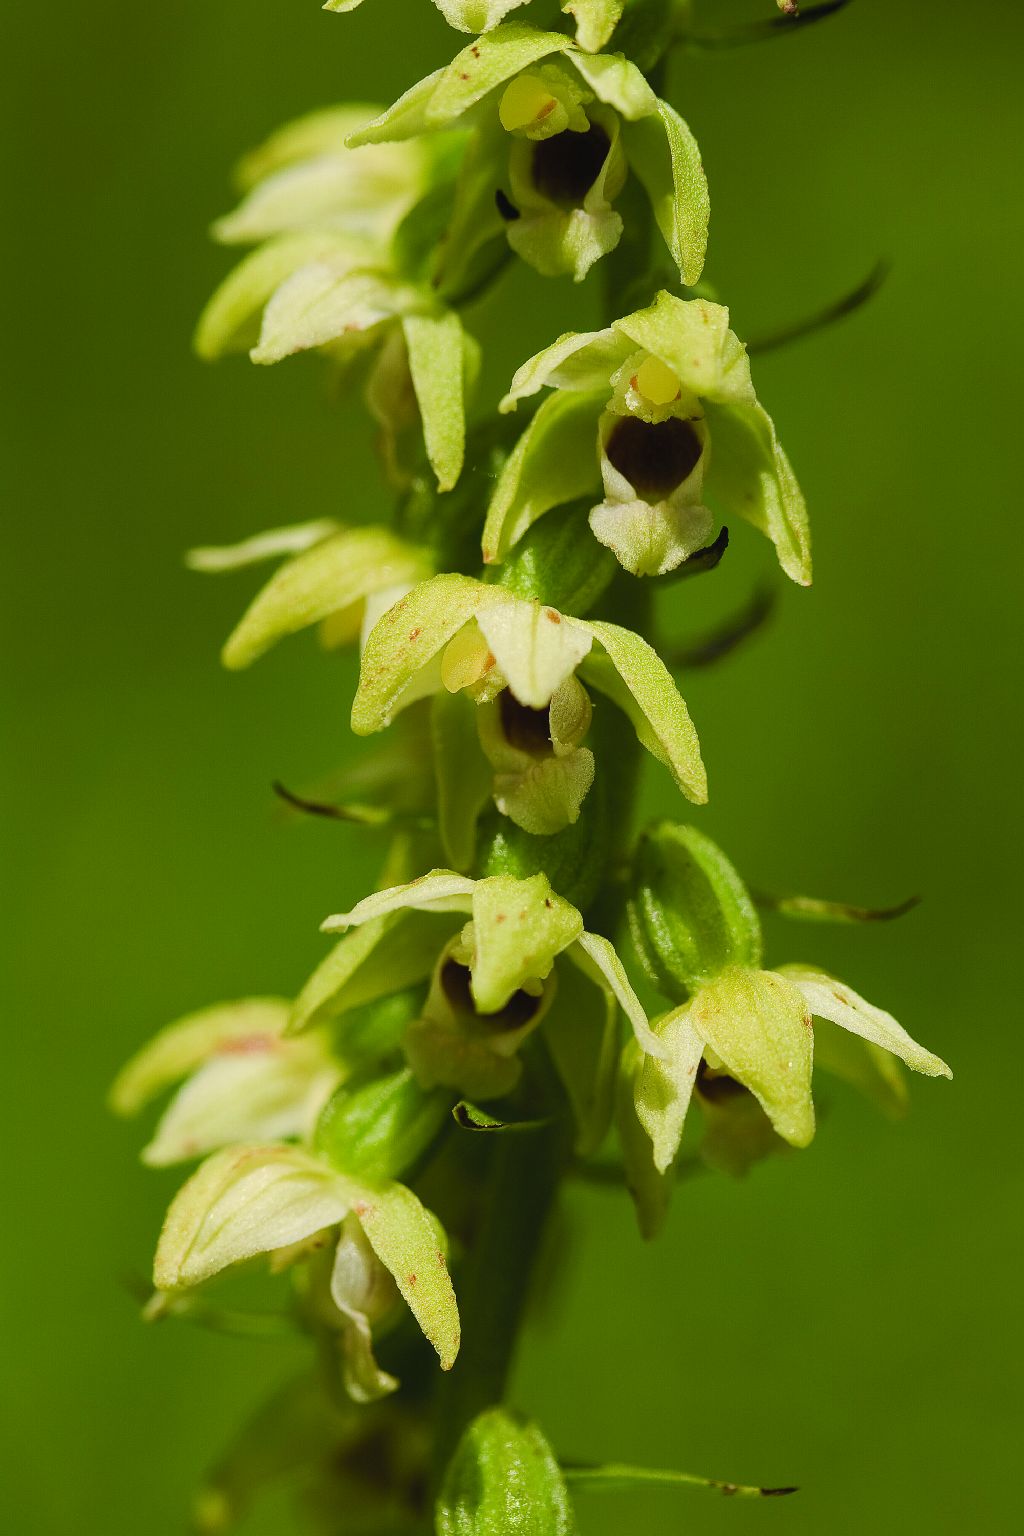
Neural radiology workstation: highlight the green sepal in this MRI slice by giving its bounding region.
[221,525,432,670]
[621,100,709,286]
[495,500,617,616]
[402,308,473,491]
[434,0,535,37]
[425,26,576,129]
[689,968,815,1147]
[195,232,369,360]
[616,1038,671,1239]
[632,1004,704,1173]
[437,1406,576,1535]
[627,821,763,1000]
[470,873,584,1013]
[579,621,707,803]
[704,400,811,586]
[288,911,457,1035]
[315,1066,450,1180]
[482,389,603,565]
[110,997,290,1115]
[564,0,625,53]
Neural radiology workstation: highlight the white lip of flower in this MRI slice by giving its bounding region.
[153,1141,461,1372]
[476,675,596,835]
[320,868,670,1060]
[108,997,343,1168]
[632,963,952,1177]
[487,293,811,585]
[345,24,709,290]
[351,572,707,805]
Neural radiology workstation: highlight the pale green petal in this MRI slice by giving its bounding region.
[580,620,707,803]
[221,526,430,670]
[434,0,532,32]
[500,326,628,411]
[493,748,596,835]
[779,966,952,1079]
[482,389,603,564]
[321,870,477,934]
[349,1180,460,1370]
[323,0,366,11]
[470,874,584,1013]
[195,233,370,360]
[569,931,665,1058]
[425,24,573,128]
[186,518,339,573]
[289,913,456,1035]
[622,102,709,285]
[476,598,593,709]
[564,0,624,52]
[251,265,417,365]
[689,968,815,1148]
[431,690,493,872]
[346,70,449,148]
[568,48,658,119]
[110,998,290,1116]
[328,1219,399,1404]
[233,105,388,189]
[154,1145,351,1291]
[214,158,402,247]
[614,294,755,407]
[351,573,492,733]
[705,401,811,586]
[402,309,468,492]
[634,1006,705,1174]
[616,1039,671,1239]
[143,1037,341,1167]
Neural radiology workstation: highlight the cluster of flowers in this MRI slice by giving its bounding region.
[117,4,948,1528]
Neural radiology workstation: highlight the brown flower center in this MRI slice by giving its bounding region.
[531,124,610,207]
[605,416,704,501]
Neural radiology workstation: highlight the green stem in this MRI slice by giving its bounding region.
[430,1121,567,1487]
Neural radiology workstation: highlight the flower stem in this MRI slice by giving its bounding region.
[430,1120,568,1488]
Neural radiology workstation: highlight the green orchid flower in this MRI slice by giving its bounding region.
[110,998,344,1168]
[314,868,659,1150]
[620,823,951,1233]
[350,573,707,852]
[347,23,708,287]
[326,0,623,55]
[196,105,476,491]
[154,1140,461,1376]
[488,292,811,581]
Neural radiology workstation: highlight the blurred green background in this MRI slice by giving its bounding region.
[4,1,1022,1531]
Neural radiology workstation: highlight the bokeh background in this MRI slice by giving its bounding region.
[4,1,1022,1531]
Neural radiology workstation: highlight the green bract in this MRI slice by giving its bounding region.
[347,24,708,286]
[437,1406,576,1534]
[490,292,811,581]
